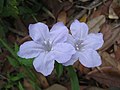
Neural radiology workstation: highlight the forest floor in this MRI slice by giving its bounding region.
[0,0,120,90]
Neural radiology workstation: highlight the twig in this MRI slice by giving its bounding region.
[8,27,27,37]
[18,35,31,45]
[31,14,38,23]
[75,1,103,10]
[96,67,103,73]
[112,23,120,30]
[0,74,8,80]
[67,0,107,27]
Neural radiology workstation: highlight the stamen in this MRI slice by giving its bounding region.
[44,41,52,52]
[76,44,79,47]
[76,47,80,50]
[75,40,83,51]
[44,41,47,44]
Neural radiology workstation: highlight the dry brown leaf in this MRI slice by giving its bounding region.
[73,61,90,75]
[109,0,119,19]
[57,11,67,24]
[36,73,49,89]
[101,51,120,72]
[79,0,90,2]
[116,34,120,46]
[79,14,87,22]
[84,86,107,90]
[87,15,105,33]
[41,0,63,17]
[109,7,119,19]
[111,0,120,17]
[115,47,120,61]
[101,52,117,67]
[100,25,120,52]
[24,79,34,90]
[45,84,67,90]
[90,0,113,19]
[100,23,112,41]
[86,67,120,87]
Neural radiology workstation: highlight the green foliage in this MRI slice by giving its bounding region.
[10,73,24,82]
[0,0,80,89]
[3,73,24,89]
[7,56,20,67]
[18,82,25,90]
[0,24,6,39]
[18,6,33,15]
[1,0,19,17]
[0,39,33,67]
[55,61,63,78]
[67,66,80,90]
[0,0,4,13]
[0,39,41,89]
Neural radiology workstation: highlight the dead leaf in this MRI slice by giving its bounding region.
[87,15,105,33]
[41,0,63,17]
[36,73,49,89]
[101,52,117,67]
[79,14,87,22]
[84,86,107,90]
[73,61,90,75]
[57,11,67,24]
[111,0,120,17]
[100,23,112,41]
[45,84,67,90]
[24,79,34,90]
[115,47,120,61]
[100,24,120,52]
[79,0,90,2]
[86,67,120,87]
[109,0,119,19]
[90,0,113,19]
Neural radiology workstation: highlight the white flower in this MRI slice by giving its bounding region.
[17,22,76,76]
[63,20,104,67]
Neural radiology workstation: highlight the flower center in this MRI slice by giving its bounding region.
[75,40,83,51]
[44,41,52,52]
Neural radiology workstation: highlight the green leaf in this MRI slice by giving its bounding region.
[19,58,33,67]
[18,6,33,15]
[14,43,19,53]
[10,73,24,82]
[29,80,41,90]
[67,66,80,90]
[0,0,4,13]
[7,56,20,67]
[0,39,17,58]
[1,0,19,17]
[0,25,5,39]
[55,62,63,78]
[18,82,24,90]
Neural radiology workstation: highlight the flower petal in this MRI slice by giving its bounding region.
[51,43,76,63]
[62,52,79,66]
[29,22,49,43]
[78,49,102,67]
[50,22,69,44]
[33,52,55,76]
[17,41,44,59]
[67,34,76,47]
[70,19,89,40]
[82,33,104,50]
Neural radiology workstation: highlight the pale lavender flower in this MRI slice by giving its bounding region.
[63,20,104,67]
[17,22,76,76]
